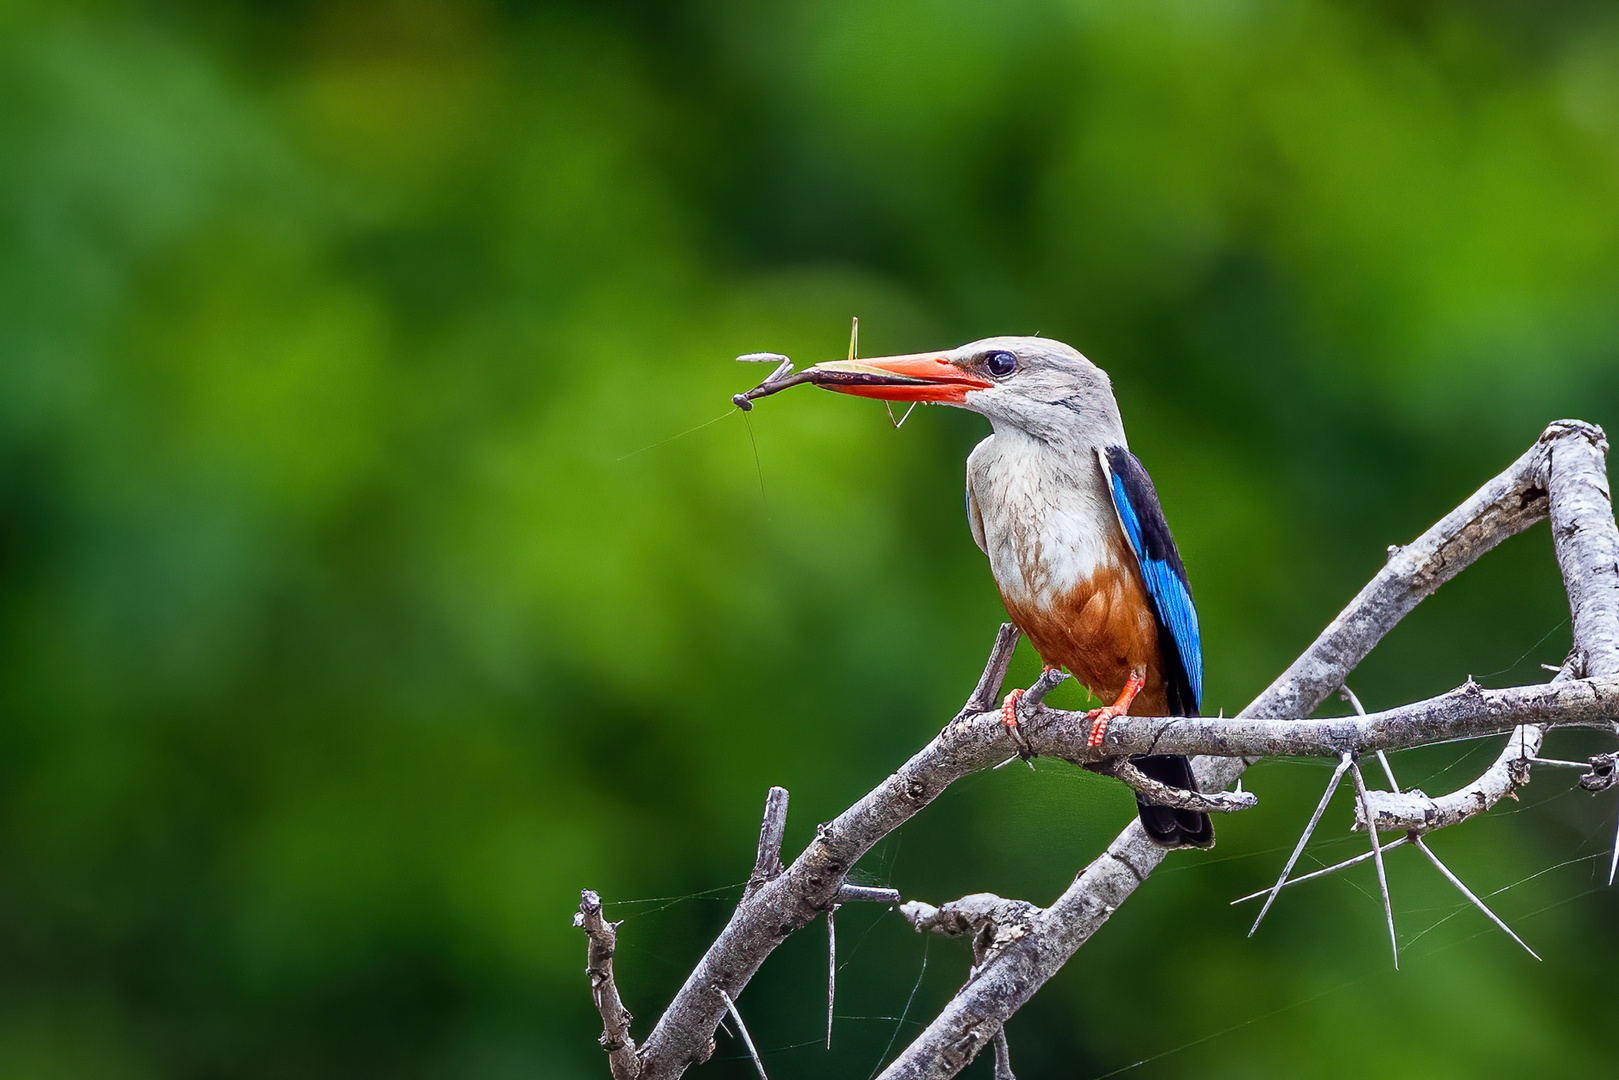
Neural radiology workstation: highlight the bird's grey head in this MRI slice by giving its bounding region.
[805,335,1126,448]
[948,336,1124,445]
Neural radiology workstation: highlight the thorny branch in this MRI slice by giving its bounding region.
[578,420,1619,1080]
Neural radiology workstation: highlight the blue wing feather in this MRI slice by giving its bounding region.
[1104,448,1202,712]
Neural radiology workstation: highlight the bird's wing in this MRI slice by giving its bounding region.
[1098,446,1202,713]
[965,473,988,556]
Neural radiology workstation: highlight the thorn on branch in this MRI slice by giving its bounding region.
[1233,835,1412,906]
[717,988,769,1080]
[1249,754,1351,936]
[826,907,836,1050]
[1350,760,1400,970]
[1412,835,1541,961]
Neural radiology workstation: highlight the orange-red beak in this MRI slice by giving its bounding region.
[804,352,993,404]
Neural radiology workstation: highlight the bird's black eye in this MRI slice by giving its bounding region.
[984,350,1018,378]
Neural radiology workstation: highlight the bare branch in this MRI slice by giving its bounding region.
[1086,757,1259,813]
[1227,424,1559,732]
[879,826,1168,1079]
[1002,663,1069,761]
[900,893,1044,948]
[745,787,789,900]
[1062,676,1618,760]
[575,889,640,1080]
[634,630,1033,1080]
[1353,731,1540,834]
[1020,665,1068,708]
[1543,422,1619,883]
[1548,421,1619,677]
[991,1029,1015,1080]
[838,885,904,905]
[967,623,1021,713]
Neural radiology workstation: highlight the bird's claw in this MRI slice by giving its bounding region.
[1001,689,1034,759]
[1084,703,1128,748]
[1085,670,1147,748]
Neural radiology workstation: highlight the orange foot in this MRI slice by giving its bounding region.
[1001,688,1032,757]
[1086,670,1146,748]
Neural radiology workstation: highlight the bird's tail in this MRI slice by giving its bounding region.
[1130,754,1214,849]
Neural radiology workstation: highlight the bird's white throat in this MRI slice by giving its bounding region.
[966,430,1120,607]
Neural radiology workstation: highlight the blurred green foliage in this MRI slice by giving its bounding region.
[2,0,1618,1077]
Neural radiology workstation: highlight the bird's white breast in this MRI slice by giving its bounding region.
[966,431,1120,608]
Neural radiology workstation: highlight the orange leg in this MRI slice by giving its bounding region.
[1086,669,1146,748]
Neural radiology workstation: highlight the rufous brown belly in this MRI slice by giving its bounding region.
[999,558,1169,716]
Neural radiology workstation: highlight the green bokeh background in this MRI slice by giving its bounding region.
[3,1,1618,1077]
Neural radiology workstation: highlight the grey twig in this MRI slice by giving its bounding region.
[1003,664,1068,762]
[1237,424,1619,967]
[634,627,1035,1080]
[1021,666,1068,709]
[1542,423,1619,885]
[838,885,904,905]
[1088,757,1259,813]
[966,624,1022,714]
[745,787,790,900]
[896,893,1033,1080]
[1548,421,1619,677]
[575,889,640,1080]
[899,893,1045,947]
[991,1029,1015,1080]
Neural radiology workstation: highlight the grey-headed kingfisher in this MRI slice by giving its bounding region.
[805,336,1212,848]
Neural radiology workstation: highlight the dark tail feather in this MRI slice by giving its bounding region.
[1130,754,1214,849]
